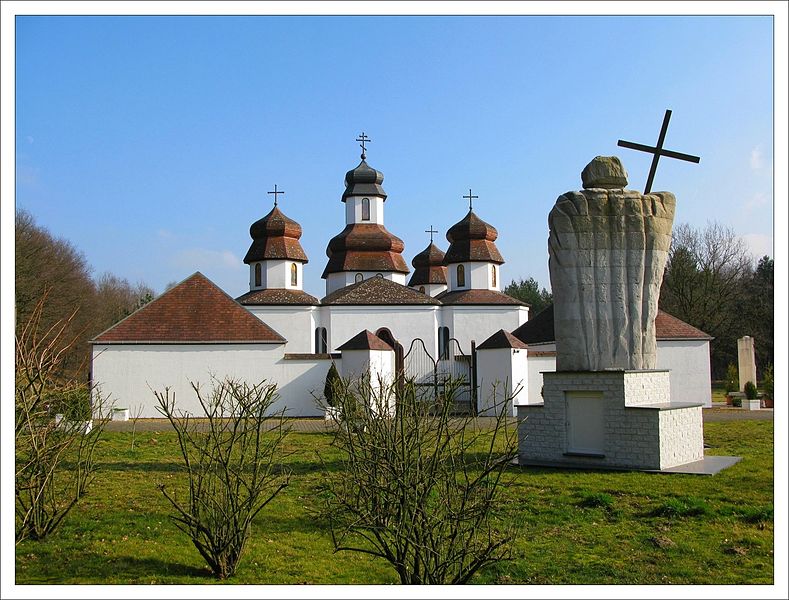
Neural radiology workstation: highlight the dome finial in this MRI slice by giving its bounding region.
[463,188,479,211]
[356,131,371,160]
[267,183,284,207]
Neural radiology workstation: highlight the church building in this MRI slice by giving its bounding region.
[90,139,711,418]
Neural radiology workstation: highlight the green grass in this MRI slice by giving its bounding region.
[15,420,774,585]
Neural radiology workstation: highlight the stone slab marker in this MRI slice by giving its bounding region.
[548,156,675,371]
[737,336,757,391]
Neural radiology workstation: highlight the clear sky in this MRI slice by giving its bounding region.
[12,11,777,299]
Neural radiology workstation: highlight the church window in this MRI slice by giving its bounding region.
[457,264,466,287]
[315,327,328,354]
[355,273,364,283]
[362,197,370,221]
[438,327,450,360]
[419,286,425,294]
[254,263,262,287]
[291,263,298,286]
[491,265,497,287]
[376,273,383,278]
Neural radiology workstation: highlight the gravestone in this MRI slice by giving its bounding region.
[518,156,705,471]
[737,336,757,392]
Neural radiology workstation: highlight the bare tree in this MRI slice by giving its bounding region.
[15,296,108,543]
[660,221,756,376]
[319,376,518,584]
[155,379,290,579]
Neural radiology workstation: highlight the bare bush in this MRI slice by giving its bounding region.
[320,376,518,584]
[15,298,108,543]
[155,379,290,579]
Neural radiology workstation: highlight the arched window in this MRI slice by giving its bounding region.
[355,273,364,283]
[291,263,298,286]
[491,265,497,287]
[419,286,425,294]
[361,197,370,221]
[315,327,328,354]
[438,326,450,360]
[254,263,262,287]
[456,264,466,287]
[375,273,383,278]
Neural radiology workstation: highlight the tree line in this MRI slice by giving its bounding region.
[15,209,155,381]
[504,221,774,381]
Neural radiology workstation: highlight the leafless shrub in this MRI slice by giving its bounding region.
[155,378,290,579]
[320,375,519,584]
[15,297,108,543]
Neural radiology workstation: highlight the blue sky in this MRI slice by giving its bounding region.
[13,14,777,299]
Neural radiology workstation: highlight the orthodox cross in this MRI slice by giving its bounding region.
[267,184,284,207]
[425,225,438,243]
[356,131,371,159]
[463,188,479,211]
[617,109,700,194]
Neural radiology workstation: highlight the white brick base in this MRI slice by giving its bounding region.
[518,370,704,470]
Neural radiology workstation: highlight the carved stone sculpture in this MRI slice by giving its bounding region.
[548,156,675,371]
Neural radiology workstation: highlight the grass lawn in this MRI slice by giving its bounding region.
[15,419,773,585]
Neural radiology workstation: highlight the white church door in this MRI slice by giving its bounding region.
[565,391,605,456]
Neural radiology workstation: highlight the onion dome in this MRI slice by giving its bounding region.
[443,210,504,264]
[407,242,447,286]
[243,206,308,264]
[322,223,408,277]
[341,159,387,201]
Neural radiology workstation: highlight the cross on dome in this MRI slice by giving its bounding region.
[425,225,438,243]
[267,184,284,207]
[463,188,479,211]
[356,132,371,159]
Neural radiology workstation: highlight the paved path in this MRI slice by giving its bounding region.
[102,405,772,433]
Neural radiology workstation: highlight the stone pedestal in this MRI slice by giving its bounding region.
[517,370,704,470]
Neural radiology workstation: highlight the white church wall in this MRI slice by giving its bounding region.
[524,339,711,408]
[328,306,440,355]
[278,356,338,416]
[442,306,524,354]
[341,348,395,415]
[91,343,285,418]
[246,306,317,354]
[656,339,712,408]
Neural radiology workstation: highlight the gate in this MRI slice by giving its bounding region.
[402,337,477,415]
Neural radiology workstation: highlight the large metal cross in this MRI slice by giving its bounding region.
[425,225,438,243]
[267,184,284,207]
[463,188,479,211]
[356,131,371,159]
[617,109,700,194]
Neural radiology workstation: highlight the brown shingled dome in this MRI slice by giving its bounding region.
[408,242,447,286]
[322,223,409,277]
[444,210,504,264]
[244,206,309,264]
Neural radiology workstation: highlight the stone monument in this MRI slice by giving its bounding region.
[736,336,757,391]
[518,156,706,471]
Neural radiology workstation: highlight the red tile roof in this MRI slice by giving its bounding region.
[408,242,448,286]
[236,288,320,306]
[336,330,394,351]
[244,206,309,264]
[92,272,285,344]
[436,289,528,306]
[322,276,441,306]
[511,304,712,344]
[444,210,504,264]
[477,329,529,350]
